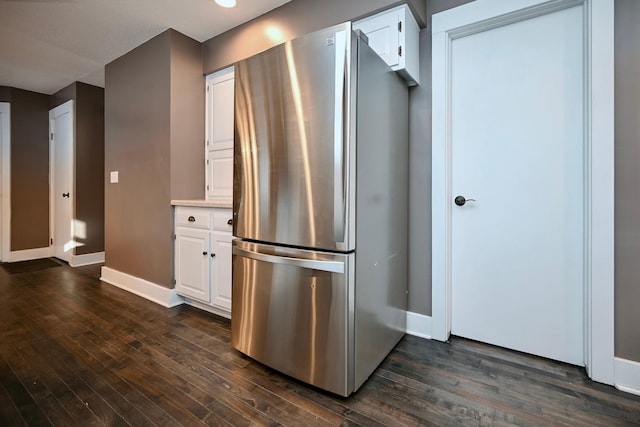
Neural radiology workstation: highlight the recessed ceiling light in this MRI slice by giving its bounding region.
[215,0,236,7]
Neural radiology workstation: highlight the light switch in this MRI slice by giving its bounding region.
[110,171,119,184]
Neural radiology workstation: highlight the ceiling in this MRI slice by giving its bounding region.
[0,0,292,95]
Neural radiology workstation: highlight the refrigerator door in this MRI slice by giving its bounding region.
[231,240,354,396]
[234,23,353,251]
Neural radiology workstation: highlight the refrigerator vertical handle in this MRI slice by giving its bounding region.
[333,30,347,243]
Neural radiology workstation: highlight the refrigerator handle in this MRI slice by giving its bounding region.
[233,246,345,274]
[333,30,347,243]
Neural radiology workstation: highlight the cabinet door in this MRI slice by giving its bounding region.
[175,229,211,302]
[206,67,235,152]
[206,148,233,200]
[210,231,233,311]
[353,11,400,68]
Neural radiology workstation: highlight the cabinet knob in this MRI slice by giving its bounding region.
[227,219,233,226]
[202,251,208,256]
[211,253,216,258]
[188,216,196,222]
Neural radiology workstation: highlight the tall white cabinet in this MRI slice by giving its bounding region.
[172,65,236,318]
[205,66,234,202]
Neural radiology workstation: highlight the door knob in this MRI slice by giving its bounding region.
[454,195,476,206]
[62,192,70,198]
[211,253,216,258]
[227,219,233,225]
[202,251,208,256]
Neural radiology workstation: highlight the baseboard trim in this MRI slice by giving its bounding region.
[9,247,51,262]
[70,251,105,267]
[100,266,184,308]
[615,357,640,396]
[182,297,231,320]
[406,311,432,339]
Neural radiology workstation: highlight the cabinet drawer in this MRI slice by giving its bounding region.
[176,207,212,229]
[213,209,233,232]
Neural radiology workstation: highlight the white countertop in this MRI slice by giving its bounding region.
[171,199,232,209]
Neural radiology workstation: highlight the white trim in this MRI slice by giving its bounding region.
[431,0,614,384]
[0,103,10,262]
[584,0,615,386]
[70,251,105,267]
[49,100,74,263]
[406,312,432,340]
[100,266,184,308]
[9,247,52,262]
[615,358,640,397]
[182,297,231,320]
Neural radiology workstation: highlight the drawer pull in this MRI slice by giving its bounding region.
[202,251,208,256]
[211,253,216,258]
[188,216,196,223]
[227,219,233,226]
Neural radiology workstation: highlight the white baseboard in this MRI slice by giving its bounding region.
[182,297,231,320]
[70,251,105,267]
[406,311,432,339]
[9,247,51,262]
[615,357,640,396]
[100,266,184,308]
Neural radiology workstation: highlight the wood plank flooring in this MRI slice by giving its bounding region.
[1,261,639,426]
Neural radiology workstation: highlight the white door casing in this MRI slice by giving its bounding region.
[432,0,614,384]
[0,103,10,262]
[49,100,74,262]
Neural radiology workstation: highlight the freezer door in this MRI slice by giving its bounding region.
[234,23,352,251]
[231,240,354,396]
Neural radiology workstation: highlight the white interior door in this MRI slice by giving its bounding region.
[49,101,73,262]
[442,2,587,365]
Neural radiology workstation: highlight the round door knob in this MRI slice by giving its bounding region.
[211,253,216,258]
[202,251,208,256]
[454,195,476,206]
[227,219,233,225]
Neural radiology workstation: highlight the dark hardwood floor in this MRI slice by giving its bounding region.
[1,261,639,426]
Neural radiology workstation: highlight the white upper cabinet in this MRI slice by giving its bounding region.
[205,66,235,200]
[354,5,420,86]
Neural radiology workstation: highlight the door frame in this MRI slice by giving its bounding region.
[431,0,614,384]
[0,102,10,262]
[49,100,74,261]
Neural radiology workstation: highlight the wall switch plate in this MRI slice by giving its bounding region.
[110,171,119,183]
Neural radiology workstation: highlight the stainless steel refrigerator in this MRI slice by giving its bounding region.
[231,22,408,397]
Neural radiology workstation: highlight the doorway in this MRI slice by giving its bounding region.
[431,0,615,383]
[49,101,74,263]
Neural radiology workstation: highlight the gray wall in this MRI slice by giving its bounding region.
[75,83,105,255]
[7,88,50,251]
[170,31,205,200]
[615,0,640,361]
[51,82,105,256]
[0,86,12,102]
[105,30,172,285]
[105,29,204,287]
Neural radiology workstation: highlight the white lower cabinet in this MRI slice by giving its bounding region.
[174,206,233,317]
